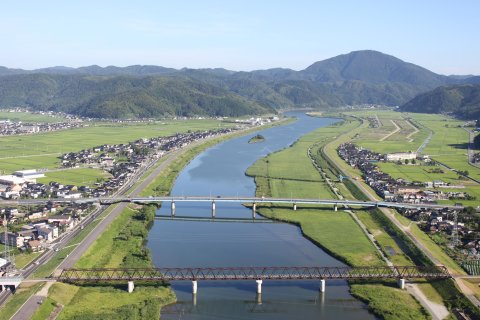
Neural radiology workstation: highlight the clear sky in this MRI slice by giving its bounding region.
[1,0,479,75]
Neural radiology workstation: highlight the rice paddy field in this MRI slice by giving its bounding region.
[341,110,480,206]
[0,111,68,123]
[38,167,111,187]
[341,110,430,154]
[0,119,232,173]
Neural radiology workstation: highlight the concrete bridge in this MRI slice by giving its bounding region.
[0,276,23,291]
[2,196,464,216]
[57,265,450,294]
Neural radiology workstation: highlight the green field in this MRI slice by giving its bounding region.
[45,205,176,319]
[339,110,430,154]
[0,119,232,173]
[350,284,429,320]
[378,162,465,184]
[259,207,383,266]
[247,118,436,319]
[0,111,67,123]
[246,118,383,265]
[38,167,111,186]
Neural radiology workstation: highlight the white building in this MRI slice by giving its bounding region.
[386,152,417,161]
[13,169,45,180]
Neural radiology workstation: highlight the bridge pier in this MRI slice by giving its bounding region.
[192,280,198,294]
[256,293,262,305]
[293,203,297,211]
[252,203,257,219]
[334,204,338,212]
[128,281,134,293]
[192,291,197,306]
[319,279,326,293]
[256,279,263,294]
[171,201,176,216]
[212,201,216,218]
[397,278,405,290]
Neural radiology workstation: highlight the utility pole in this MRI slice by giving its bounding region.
[3,214,14,272]
[449,211,460,248]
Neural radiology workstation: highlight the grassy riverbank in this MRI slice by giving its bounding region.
[320,111,480,318]
[246,117,432,320]
[140,118,293,197]
[19,118,294,319]
[41,205,176,320]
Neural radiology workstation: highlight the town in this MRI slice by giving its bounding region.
[0,127,239,254]
[338,142,480,269]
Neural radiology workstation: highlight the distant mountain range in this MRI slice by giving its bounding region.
[0,50,478,118]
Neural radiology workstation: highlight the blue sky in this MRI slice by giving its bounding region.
[1,0,479,74]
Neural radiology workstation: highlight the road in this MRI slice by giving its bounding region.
[464,127,480,168]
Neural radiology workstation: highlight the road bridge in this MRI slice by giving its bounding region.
[2,196,464,214]
[57,265,450,294]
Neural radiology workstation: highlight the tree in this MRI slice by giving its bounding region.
[474,134,480,149]
[404,159,409,165]
[411,159,416,164]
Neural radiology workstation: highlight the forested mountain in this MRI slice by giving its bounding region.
[400,84,480,119]
[0,74,272,118]
[0,50,474,118]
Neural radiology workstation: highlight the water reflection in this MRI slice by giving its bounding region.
[148,113,376,319]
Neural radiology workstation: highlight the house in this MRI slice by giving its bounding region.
[36,225,58,242]
[48,215,74,229]
[28,211,47,220]
[28,240,42,252]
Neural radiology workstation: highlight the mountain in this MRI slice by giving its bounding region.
[400,84,480,119]
[0,74,272,118]
[301,50,449,86]
[0,50,474,118]
[463,76,480,85]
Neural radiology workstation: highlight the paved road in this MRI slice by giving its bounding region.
[10,295,43,320]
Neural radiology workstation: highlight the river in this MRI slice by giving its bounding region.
[147,113,376,319]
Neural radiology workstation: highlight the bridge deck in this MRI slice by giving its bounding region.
[57,266,450,282]
[3,196,464,210]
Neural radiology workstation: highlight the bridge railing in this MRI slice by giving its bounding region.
[57,265,450,282]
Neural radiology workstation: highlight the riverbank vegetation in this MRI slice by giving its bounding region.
[320,110,480,318]
[41,205,175,320]
[24,120,292,318]
[350,284,430,320]
[141,118,292,197]
[247,117,433,319]
[248,134,265,143]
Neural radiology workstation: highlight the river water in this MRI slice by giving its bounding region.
[148,113,376,319]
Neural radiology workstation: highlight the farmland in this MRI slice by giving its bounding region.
[0,119,232,173]
[38,168,111,187]
[0,111,67,123]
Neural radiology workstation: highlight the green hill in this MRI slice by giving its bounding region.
[0,74,272,118]
[400,84,480,119]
